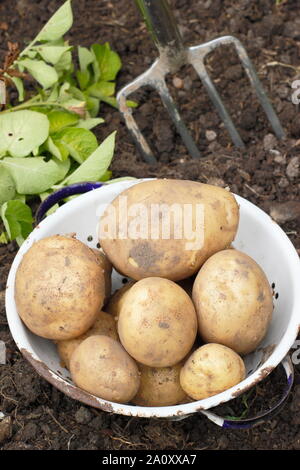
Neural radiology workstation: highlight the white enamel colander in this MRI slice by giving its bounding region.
[5,179,300,428]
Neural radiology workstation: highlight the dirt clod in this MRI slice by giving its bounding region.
[74,406,93,425]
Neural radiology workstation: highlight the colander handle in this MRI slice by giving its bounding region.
[199,355,294,429]
[35,182,103,225]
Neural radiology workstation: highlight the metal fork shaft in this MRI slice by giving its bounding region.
[135,0,186,71]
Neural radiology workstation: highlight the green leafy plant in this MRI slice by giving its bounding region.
[0,0,134,245]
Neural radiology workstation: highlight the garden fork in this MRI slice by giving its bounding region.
[117,0,285,164]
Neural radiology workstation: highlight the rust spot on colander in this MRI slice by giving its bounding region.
[231,366,274,399]
[21,348,114,413]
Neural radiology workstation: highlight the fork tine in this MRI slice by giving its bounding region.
[189,53,245,148]
[117,59,201,162]
[117,67,158,164]
[155,79,201,159]
[190,36,285,141]
[230,36,285,140]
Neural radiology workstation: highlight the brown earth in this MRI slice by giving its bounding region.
[0,0,300,450]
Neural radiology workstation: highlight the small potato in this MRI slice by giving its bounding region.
[180,343,246,400]
[118,277,198,367]
[92,249,112,303]
[133,362,187,407]
[70,335,140,403]
[57,310,118,369]
[99,179,239,281]
[15,235,106,340]
[192,249,273,355]
[104,280,135,319]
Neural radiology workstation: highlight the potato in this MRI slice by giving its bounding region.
[180,343,246,400]
[133,362,187,407]
[57,310,118,369]
[15,235,106,340]
[104,280,135,319]
[192,249,273,355]
[92,249,112,303]
[70,335,140,403]
[118,277,198,367]
[98,179,239,281]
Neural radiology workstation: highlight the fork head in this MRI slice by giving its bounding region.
[117,1,284,163]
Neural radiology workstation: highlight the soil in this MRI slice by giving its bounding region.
[0,0,300,451]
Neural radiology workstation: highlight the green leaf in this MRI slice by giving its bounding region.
[1,200,33,241]
[45,136,68,161]
[126,99,138,108]
[88,81,115,98]
[0,232,8,244]
[48,109,79,133]
[0,110,49,158]
[100,170,112,182]
[33,45,72,65]
[76,70,90,90]
[77,117,104,130]
[11,77,24,102]
[63,131,116,184]
[47,84,59,101]
[52,127,98,164]
[85,95,99,117]
[14,193,26,203]
[91,43,121,81]
[21,59,58,89]
[78,46,94,72]
[55,50,73,75]
[36,0,73,42]
[0,165,16,205]
[2,157,70,194]
[68,86,85,101]
[97,95,118,109]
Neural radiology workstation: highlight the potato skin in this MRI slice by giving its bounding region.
[92,249,112,304]
[15,235,105,340]
[180,343,246,400]
[133,362,188,407]
[99,179,239,281]
[57,310,118,369]
[70,335,140,403]
[117,277,198,367]
[192,249,273,355]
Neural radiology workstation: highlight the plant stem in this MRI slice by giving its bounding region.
[0,99,70,114]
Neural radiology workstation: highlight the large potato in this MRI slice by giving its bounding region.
[118,277,198,367]
[15,235,106,340]
[70,335,140,403]
[133,362,187,407]
[98,179,239,281]
[180,343,246,400]
[57,310,118,369]
[192,249,273,355]
[92,249,112,303]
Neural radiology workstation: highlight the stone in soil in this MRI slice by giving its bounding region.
[75,406,93,425]
[270,201,300,224]
[286,156,300,179]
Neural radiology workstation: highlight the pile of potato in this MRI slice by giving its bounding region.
[15,179,274,406]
